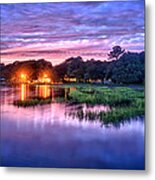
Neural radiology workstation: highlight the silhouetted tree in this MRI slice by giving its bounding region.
[108,46,125,60]
[1,50,145,85]
[111,52,145,84]
[1,59,56,83]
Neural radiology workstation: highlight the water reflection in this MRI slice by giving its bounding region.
[0,86,144,169]
[19,84,70,101]
[65,104,111,121]
[21,84,29,101]
[36,85,51,99]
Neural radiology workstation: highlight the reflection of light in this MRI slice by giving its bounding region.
[39,85,50,98]
[21,84,27,101]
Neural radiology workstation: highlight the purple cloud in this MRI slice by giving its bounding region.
[0,1,144,65]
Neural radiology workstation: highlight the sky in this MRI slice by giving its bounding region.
[1,0,145,65]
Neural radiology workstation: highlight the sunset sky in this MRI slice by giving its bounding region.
[1,0,145,65]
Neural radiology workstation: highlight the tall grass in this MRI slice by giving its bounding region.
[68,86,144,123]
[14,98,52,107]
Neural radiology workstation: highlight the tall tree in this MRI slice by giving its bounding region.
[111,52,145,84]
[108,46,125,60]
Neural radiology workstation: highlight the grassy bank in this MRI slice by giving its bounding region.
[68,86,144,123]
[14,98,52,107]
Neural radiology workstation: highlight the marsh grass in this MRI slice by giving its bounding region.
[68,86,144,123]
[14,98,52,107]
[13,84,144,123]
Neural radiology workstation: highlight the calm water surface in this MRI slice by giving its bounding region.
[0,85,145,169]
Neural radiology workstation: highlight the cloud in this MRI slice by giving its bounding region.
[1,1,144,64]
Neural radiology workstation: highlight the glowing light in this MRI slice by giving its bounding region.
[20,73,27,83]
[21,84,27,101]
[39,73,51,84]
[64,76,77,82]
[21,73,26,79]
[43,74,48,78]
[39,85,50,98]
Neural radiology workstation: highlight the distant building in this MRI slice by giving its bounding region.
[88,79,102,83]
[64,75,77,83]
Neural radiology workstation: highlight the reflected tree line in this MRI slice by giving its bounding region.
[19,84,71,101]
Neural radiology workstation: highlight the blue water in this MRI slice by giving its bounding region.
[0,86,145,169]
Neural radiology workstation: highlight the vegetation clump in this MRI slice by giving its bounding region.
[14,98,52,107]
[68,86,144,123]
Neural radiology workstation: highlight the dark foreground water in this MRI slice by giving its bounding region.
[0,85,145,169]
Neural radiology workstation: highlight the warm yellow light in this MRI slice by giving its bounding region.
[46,78,51,83]
[39,73,51,84]
[39,85,50,98]
[20,73,26,79]
[21,83,26,101]
[43,74,48,78]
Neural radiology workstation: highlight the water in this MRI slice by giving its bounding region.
[0,85,145,169]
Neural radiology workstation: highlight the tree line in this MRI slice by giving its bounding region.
[0,46,145,84]
[55,47,144,84]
